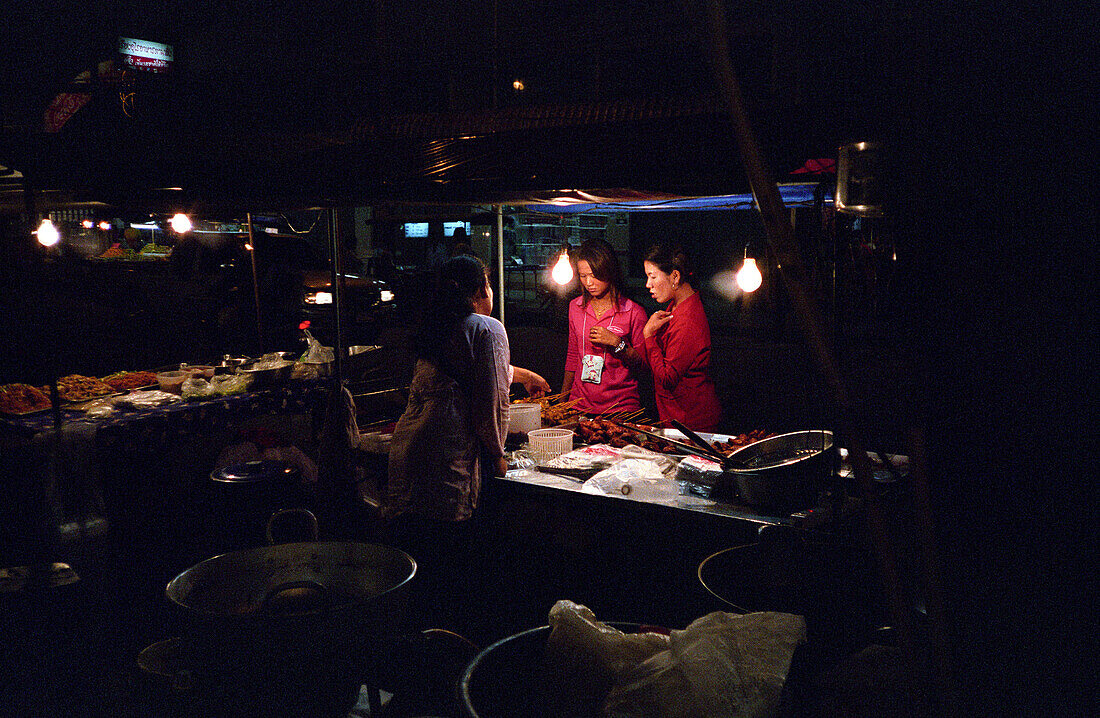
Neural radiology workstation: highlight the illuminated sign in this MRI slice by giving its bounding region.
[404,222,429,238]
[444,221,470,237]
[118,37,174,73]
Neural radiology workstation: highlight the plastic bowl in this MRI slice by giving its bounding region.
[508,403,542,436]
[156,370,188,394]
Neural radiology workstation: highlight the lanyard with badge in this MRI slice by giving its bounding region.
[579,305,618,384]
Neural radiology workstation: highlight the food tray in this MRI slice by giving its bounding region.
[102,371,160,393]
[0,383,54,416]
[67,393,124,411]
[0,405,52,417]
[50,375,119,404]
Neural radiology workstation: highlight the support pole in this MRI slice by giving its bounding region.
[329,208,345,385]
[495,204,505,324]
[245,212,264,354]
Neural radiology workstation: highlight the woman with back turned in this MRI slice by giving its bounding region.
[384,254,548,632]
[641,242,722,432]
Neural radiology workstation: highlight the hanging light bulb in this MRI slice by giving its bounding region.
[35,218,60,247]
[169,213,192,233]
[736,247,762,293]
[551,250,573,285]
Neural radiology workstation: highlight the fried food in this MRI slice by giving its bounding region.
[574,418,678,452]
[0,383,51,414]
[46,375,117,403]
[102,371,158,391]
[714,429,777,455]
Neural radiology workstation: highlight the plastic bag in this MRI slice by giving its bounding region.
[542,443,622,471]
[583,458,680,501]
[301,328,334,364]
[80,396,118,417]
[675,454,726,497]
[604,611,807,718]
[211,373,251,396]
[181,376,215,401]
[116,389,183,410]
[544,601,670,712]
[617,444,680,476]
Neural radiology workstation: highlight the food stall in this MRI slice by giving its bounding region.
[0,35,937,718]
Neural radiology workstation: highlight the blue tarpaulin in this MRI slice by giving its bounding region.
[524,183,831,214]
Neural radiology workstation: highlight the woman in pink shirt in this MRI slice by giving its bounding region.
[562,239,649,414]
[642,243,722,432]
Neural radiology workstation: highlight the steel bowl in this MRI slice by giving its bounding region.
[237,359,295,387]
[722,430,835,510]
[460,622,645,718]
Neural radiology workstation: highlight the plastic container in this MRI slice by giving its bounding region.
[183,364,216,379]
[508,403,542,436]
[156,370,188,394]
[527,428,574,463]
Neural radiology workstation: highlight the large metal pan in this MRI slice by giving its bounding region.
[166,541,416,673]
[721,430,835,510]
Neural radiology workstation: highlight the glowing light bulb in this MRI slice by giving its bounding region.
[97,220,111,231]
[736,257,762,293]
[551,252,573,285]
[36,219,60,247]
[169,213,192,233]
[82,219,94,229]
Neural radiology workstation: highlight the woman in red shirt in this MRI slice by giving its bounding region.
[562,239,649,414]
[641,243,722,432]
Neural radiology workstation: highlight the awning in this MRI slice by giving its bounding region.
[521,183,833,213]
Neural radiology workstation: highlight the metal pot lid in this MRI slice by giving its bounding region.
[211,460,300,484]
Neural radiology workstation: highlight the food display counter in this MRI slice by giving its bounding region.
[499,466,796,527]
[0,373,334,610]
[0,377,329,441]
[473,422,902,639]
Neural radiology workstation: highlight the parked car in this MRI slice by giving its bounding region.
[300,268,397,345]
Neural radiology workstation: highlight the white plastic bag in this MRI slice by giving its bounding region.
[584,458,679,501]
[82,397,118,418]
[617,444,680,476]
[116,389,183,410]
[301,329,335,364]
[604,611,807,718]
[544,601,670,709]
[181,376,215,401]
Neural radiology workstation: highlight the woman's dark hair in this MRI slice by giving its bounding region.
[413,254,488,361]
[574,238,625,306]
[644,242,694,285]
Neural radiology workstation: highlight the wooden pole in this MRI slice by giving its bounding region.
[699,0,917,657]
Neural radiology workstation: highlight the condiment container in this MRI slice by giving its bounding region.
[156,370,188,394]
[508,403,542,436]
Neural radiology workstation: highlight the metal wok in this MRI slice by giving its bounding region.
[166,540,416,673]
